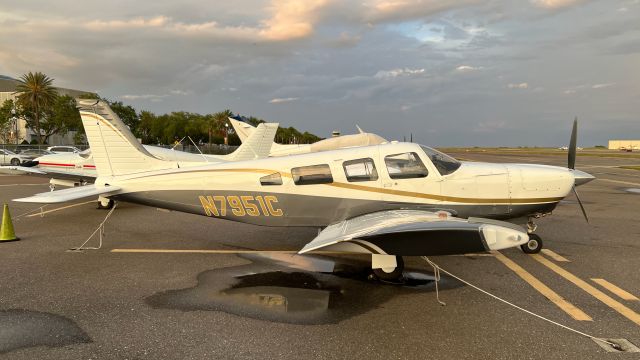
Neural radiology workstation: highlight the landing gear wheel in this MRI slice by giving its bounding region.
[10,158,20,166]
[521,233,543,254]
[97,198,114,210]
[372,256,404,281]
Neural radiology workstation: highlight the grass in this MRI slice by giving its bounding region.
[620,166,640,171]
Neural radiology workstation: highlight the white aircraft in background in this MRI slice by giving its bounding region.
[2,100,278,208]
[229,118,387,156]
[16,100,594,281]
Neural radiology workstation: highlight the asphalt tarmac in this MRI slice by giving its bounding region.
[0,151,639,359]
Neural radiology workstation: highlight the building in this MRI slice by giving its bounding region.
[608,140,640,150]
[0,75,95,145]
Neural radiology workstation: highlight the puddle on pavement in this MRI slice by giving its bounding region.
[146,253,460,324]
[0,309,91,354]
[625,188,640,194]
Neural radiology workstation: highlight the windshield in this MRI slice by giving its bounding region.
[420,145,461,176]
[2,149,16,155]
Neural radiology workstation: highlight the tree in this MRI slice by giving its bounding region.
[108,101,139,136]
[40,95,82,144]
[212,110,233,145]
[0,99,16,143]
[14,72,57,144]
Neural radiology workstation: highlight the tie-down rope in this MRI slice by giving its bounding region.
[421,256,622,351]
[69,203,117,251]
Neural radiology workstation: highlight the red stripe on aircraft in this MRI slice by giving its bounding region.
[39,162,75,167]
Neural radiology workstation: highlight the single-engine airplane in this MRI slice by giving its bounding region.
[15,99,595,280]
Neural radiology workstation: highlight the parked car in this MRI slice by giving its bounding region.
[0,149,30,166]
[46,146,81,154]
[19,149,53,160]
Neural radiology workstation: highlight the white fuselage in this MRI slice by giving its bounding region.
[98,142,577,227]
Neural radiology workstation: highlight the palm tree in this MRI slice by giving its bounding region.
[14,72,57,144]
[213,110,233,145]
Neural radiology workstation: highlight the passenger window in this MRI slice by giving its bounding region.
[260,172,282,186]
[291,164,333,185]
[384,152,428,179]
[343,158,378,182]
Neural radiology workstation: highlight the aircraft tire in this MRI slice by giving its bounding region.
[372,256,404,281]
[97,198,114,210]
[521,234,543,254]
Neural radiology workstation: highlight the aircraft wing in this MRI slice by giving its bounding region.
[0,165,96,183]
[0,165,48,176]
[13,184,120,203]
[298,210,528,256]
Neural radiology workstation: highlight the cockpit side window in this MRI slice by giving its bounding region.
[343,158,378,182]
[291,164,333,185]
[384,152,428,179]
[420,146,461,176]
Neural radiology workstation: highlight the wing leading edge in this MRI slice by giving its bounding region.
[299,210,529,256]
[14,184,120,203]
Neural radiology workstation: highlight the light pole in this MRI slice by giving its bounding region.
[11,107,17,146]
[224,123,229,146]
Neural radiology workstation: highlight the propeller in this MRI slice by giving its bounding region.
[568,117,589,223]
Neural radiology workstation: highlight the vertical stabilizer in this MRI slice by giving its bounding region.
[228,118,254,142]
[225,123,278,161]
[77,99,172,177]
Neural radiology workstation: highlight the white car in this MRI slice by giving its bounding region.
[0,149,30,166]
[46,146,81,154]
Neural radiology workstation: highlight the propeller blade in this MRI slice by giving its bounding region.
[572,186,589,223]
[568,117,577,169]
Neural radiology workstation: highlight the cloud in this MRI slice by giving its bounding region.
[259,0,330,40]
[507,82,529,89]
[120,94,169,102]
[364,0,481,23]
[374,68,425,79]
[473,121,507,133]
[530,0,585,9]
[269,97,299,103]
[455,65,481,72]
[591,82,615,89]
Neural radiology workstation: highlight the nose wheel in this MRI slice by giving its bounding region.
[521,233,543,254]
[372,256,405,281]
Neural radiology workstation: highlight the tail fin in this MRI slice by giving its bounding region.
[77,99,170,177]
[225,122,278,161]
[228,118,254,142]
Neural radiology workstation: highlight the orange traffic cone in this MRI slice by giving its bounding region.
[0,203,19,242]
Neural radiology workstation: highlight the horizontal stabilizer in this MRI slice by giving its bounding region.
[0,166,47,176]
[0,165,96,183]
[299,210,528,256]
[14,184,120,203]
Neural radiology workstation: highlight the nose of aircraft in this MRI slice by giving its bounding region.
[571,169,595,186]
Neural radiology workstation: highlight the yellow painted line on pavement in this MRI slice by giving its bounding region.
[591,278,639,302]
[531,254,640,326]
[492,251,592,321]
[110,249,347,255]
[26,200,96,217]
[541,249,570,262]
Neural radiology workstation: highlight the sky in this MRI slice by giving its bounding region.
[0,0,638,146]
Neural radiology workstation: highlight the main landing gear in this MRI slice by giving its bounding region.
[521,217,543,254]
[372,255,405,281]
[97,196,115,210]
